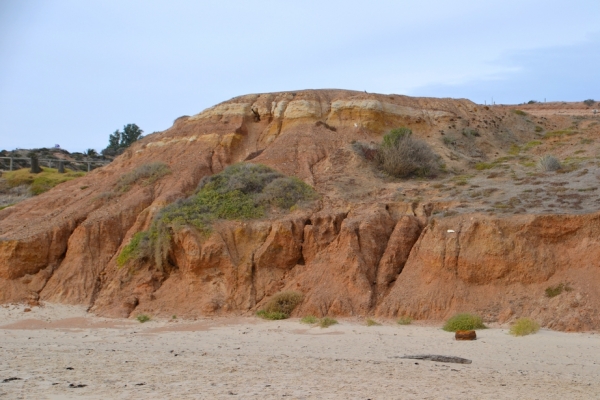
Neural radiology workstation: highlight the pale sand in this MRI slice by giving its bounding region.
[1,304,599,399]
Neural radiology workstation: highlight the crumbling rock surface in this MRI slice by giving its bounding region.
[1,89,599,331]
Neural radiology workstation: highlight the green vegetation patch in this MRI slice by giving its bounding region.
[118,163,317,269]
[366,318,381,326]
[300,315,318,324]
[509,318,540,336]
[442,313,487,332]
[4,167,85,195]
[512,109,527,116]
[116,162,170,192]
[523,140,542,151]
[545,283,573,298]
[136,314,151,323]
[319,317,338,328]
[116,231,151,267]
[257,291,303,320]
[544,129,579,139]
[508,144,521,156]
[256,310,288,320]
[397,316,413,325]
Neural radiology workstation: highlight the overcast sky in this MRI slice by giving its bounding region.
[1,0,599,152]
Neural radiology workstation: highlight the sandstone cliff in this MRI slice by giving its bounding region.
[1,90,599,331]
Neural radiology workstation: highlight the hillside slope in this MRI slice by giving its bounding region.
[1,90,599,331]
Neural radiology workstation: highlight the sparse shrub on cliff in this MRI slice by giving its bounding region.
[116,231,151,267]
[257,291,303,320]
[351,141,378,160]
[545,283,572,298]
[258,177,317,209]
[442,313,487,332]
[538,155,561,172]
[509,318,540,336]
[117,163,318,270]
[116,162,170,192]
[376,127,439,178]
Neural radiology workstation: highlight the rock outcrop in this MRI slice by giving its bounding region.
[1,89,599,331]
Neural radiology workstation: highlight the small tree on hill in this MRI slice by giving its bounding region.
[102,124,143,156]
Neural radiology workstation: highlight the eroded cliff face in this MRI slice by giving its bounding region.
[1,89,599,331]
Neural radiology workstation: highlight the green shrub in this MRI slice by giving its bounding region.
[117,164,317,269]
[583,99,595,107]
[116,231,151,267]
[256,310,288,320]
[261,291,303,317]
[510,318,540,336]
[377,127,440,178]
[545,283,572,298]
[136,314,151,323]
[116,162,170,192]
[301,315,318,324]
[258,177,317,209]
[397,316,413,325]
[366,318,381,326]
[512,109,527,116]
[538,155,561,172]
[442,313,487,332]
[319,317,338,328]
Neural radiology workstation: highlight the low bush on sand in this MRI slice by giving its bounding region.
[510,318,540,336]
[257,291,303,320]
[117,163,317,270]
[319,317,338,328]
[397,316,413,325]
[136,314,151,323]
[366,318,381,326]
[256,310,288,320]
[301,315,318,324]
[442,313,487,332]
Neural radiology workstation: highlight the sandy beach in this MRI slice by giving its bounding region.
[1,303,599,399]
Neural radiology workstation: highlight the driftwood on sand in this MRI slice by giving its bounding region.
[394,355,473,364]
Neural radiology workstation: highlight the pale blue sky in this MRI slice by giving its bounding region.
[1,0,599,152]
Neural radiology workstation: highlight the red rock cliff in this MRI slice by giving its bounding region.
[1,90,599,331]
